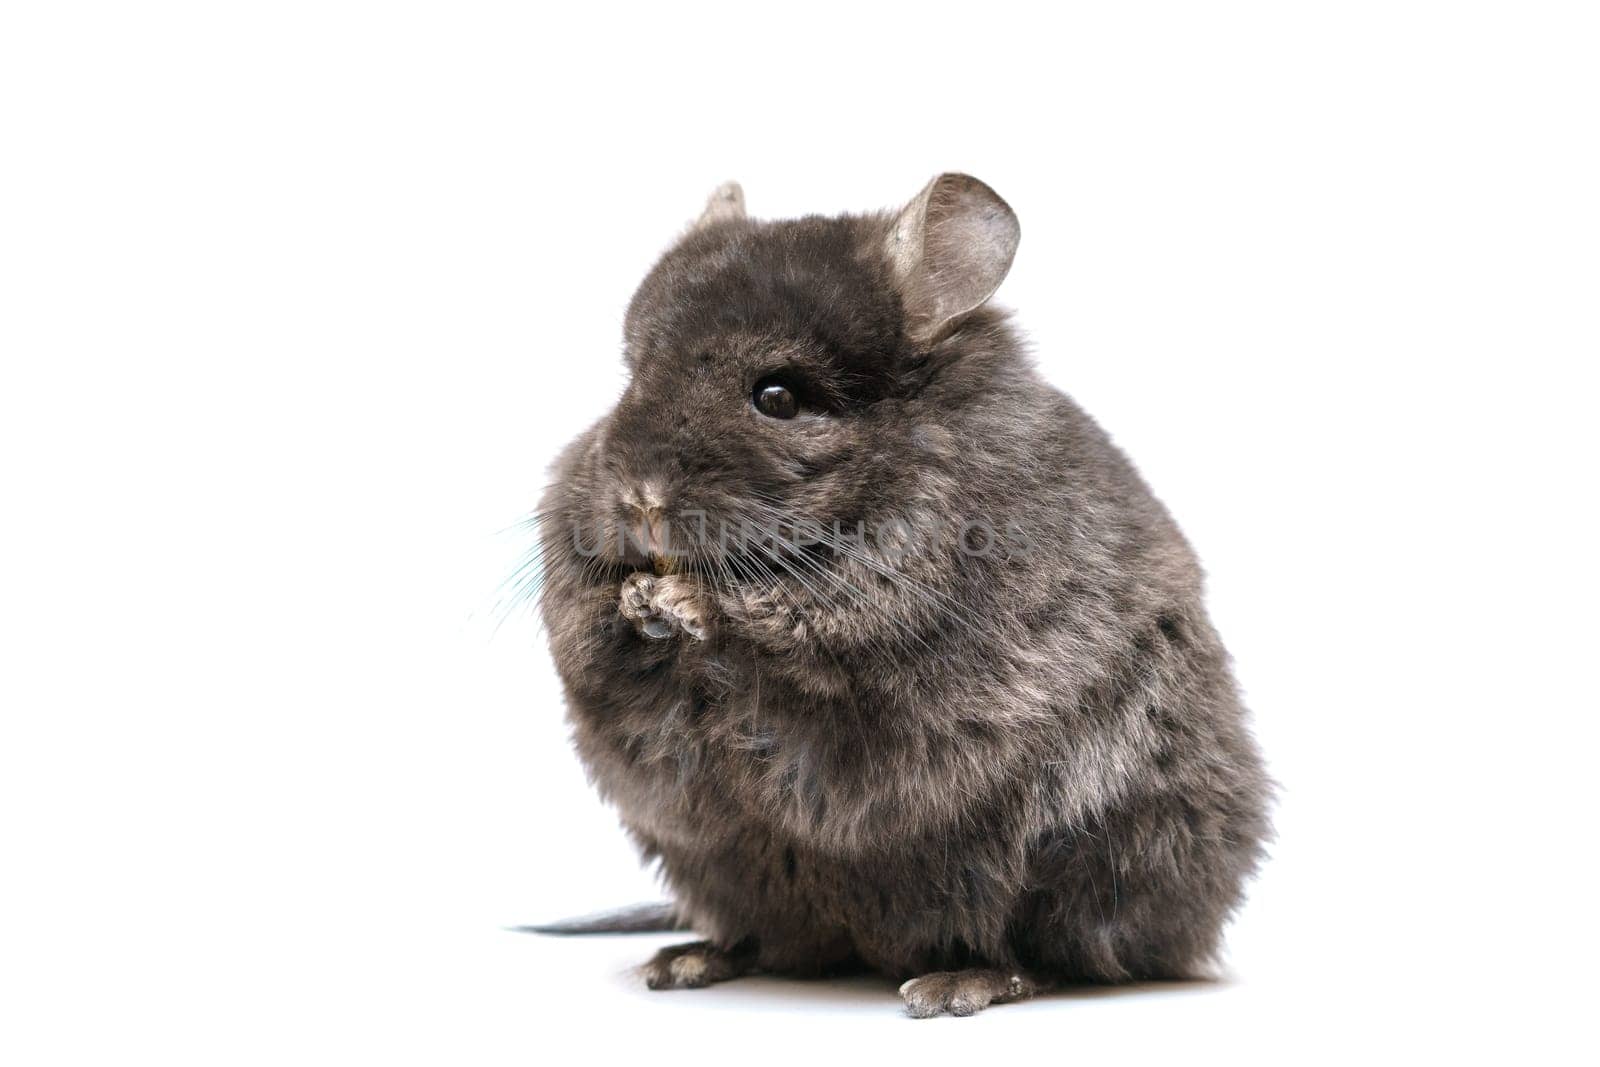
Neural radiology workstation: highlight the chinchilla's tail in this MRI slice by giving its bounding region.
[514,901,686,935]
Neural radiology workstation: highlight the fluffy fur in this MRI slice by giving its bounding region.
[534,175,1271,1017]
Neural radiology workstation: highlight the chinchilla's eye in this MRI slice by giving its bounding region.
[753,379,799,419]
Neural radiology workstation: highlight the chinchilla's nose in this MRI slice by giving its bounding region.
[618,479,666,520]
[631,480,666,514]
[618,480,672,559]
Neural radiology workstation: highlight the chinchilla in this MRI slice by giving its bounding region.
[525,174,1272,1017]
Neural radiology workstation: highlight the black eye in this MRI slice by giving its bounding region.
[753,380,799,419]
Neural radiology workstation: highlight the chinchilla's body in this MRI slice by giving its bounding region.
[534,175,1271,1017]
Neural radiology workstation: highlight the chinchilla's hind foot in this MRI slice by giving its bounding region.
[899,969,1048,1018]
[641,939,757,990]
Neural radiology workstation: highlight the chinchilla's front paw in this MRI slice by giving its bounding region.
[728,585,805,645]
[619,572,710,641]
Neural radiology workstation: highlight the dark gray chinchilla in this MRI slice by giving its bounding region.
[530,175,1272,1018]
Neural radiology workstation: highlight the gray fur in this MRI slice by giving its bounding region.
[532,174,1272,1017]
[518,901,685,935]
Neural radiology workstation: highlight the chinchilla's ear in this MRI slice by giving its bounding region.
[692,181,746,230]
[887,173,1020,345]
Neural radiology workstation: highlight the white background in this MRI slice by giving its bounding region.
[3,2,1596,1063]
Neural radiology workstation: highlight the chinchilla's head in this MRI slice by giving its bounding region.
[572,173,1022,571]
